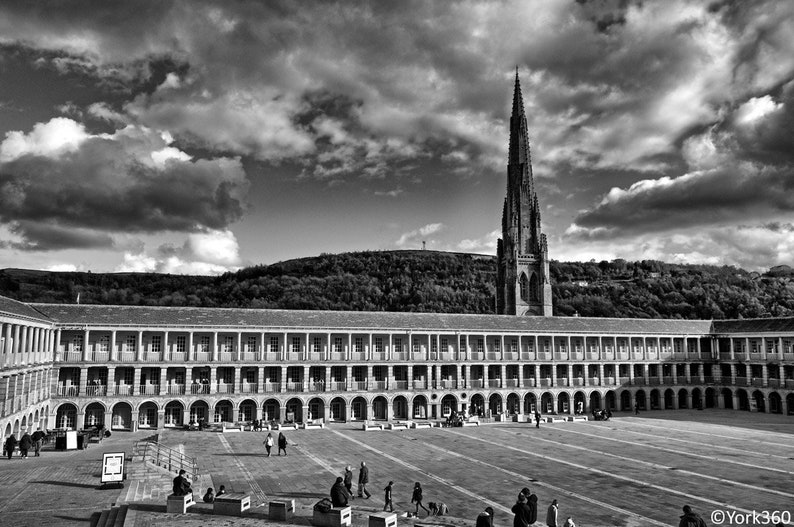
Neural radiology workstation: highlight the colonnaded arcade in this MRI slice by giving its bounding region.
[1,73,792,437]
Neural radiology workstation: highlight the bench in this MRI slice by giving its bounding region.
[166,493,195,514]
[369,511,398,527]
[222,425,244,433]
[269,499,295,521]
[362,422,383,431]
[303,422,325,429]
[273,423,299,430]
[312,506,352,527]
[543,416,566,423]
[411,421,431,429]
[567,416,588,422]
[462,419,480,427]
[214,492,251,516]
[387,422,409,430]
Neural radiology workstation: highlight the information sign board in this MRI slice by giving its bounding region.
[101,452,125,484]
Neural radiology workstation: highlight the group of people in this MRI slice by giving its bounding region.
[330,461,374,508]
[591,408,612,421]
[4,430,47,459]
[262,432,288,456]
[202,485,226,503]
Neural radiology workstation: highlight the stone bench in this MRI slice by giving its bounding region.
[269,499,295,521]
[312,506,352,527]
[222,425,244,433]
[303,422,325,429]
[362,422,384,431]
[369,511,397,527]
[567,416,588,422]
[411,421,431,429]
[387,422,409,430]
[543,416,566,423]
[166,493,195,514]
[273,423,299,430]
[213,492,251,516]
[462,420,480,427]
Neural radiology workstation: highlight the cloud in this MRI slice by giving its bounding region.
[116,229,241,275]
[0,118,248,251]
[457,229,500,254]
[396,223,444,248]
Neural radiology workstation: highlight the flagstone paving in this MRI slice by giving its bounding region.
[0,410,791,527]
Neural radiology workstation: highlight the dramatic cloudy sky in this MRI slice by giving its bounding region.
[1,0,793,274]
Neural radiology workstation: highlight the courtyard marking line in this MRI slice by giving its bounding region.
[446,429,757,515]
[326,428,669,527]
[487,427,794,500]
[585,421,793,461]
[550,425,794,476]
[615,419,794,449]
[218,433,269,506]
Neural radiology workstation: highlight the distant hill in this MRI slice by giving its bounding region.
[1,250,792,319]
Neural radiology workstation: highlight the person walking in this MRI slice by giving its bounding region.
[512,493,533,527]
[383,481,394,512]
[264,432,274,456]
[31,429,45,457]
[411,482,430,517]
[634,402,640,415]
[520,487,538,525]
[344,465,355,500]
[534,410,541,428]
[546,499,559,527]
[4,434,17,459]
[476,506,495,527]
[277,432,288,455]
[19,432,32,458]
[358,461,372,498]
[678,505,708,527]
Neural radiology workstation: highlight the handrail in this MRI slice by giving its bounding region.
[132,439,199,480]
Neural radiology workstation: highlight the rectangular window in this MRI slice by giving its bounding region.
[394,338,402,352]
[354,337,363,353]
[476,339,484,354]
[151,336,161,353]
[247,336,257,352]
[245,369,256,383]
[223,336,234,353]
[176,336,186,353]
[441,338,448,353]
[412,339,420,354]
[270,336,279,352]
[431,338,438,354]
[123,369,134,384]
[493,340,501,352]
[199,336,210,353]
[334,337,343,353]
[374,337,383,353]
[292,337,301,353]
[784,340,791,353]
[511,339,517,353]
[313,337,321,353]
[675,340,682,353]
[72,335,83,352]
[97,336,110,353]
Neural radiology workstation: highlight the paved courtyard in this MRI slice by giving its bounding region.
[0,410,791,527]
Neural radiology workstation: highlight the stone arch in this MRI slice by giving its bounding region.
[589,391,601,411]
[55,403,78,430]
[605,390,616,411]
[488,393,503,415]
[308,397,325,422]
[13,419,20,436]
[768,392,782,414]
[440,394,458,417]
[523,393,537,414]
[372,395,388,420]
[330,396,346,422]
[648,389,660,410]
[635,389,647,411]
[469,393,485,417]
[786,393,794,415]
[506,392,520,415]
[392,395,409,420]
[736,389,749,410]
[540,392,554,413]
[84,402,106,428]
[557,391,570,414]
[112,402,133,430]
[412,395,428,420]
[519,273,529,301]
[752,390,766,413]
[262,398,280,422]
[721,388,732,409]
[285,397,303,423]
[189,400,210,424]
[21,415,27,432]
[350,396,367,421]
[664,389,675,410]
[238,399,258,423]
[529,273,540,302]
[573,391,586,414]
[691,388,703,410]
[619,390,631,411]
[138,401,159,429]
[4,423,10,437]
[162,400,183,427]
[214,399,234,423]
[704,387,717,409]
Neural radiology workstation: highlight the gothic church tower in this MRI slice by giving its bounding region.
[496,72,552,316]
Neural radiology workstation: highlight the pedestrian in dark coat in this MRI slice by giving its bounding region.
[344,465,355,500]
[546,499,559,527]
[476,507,494,527]
[520,488,538,524]
[411,482,430,517]
[383,481,394,512]
[31,430,45,457]
[172,469,192,496]
[512,493,533,527]
[534,411,541,428]
[358,461,372,498]
[330,477,349,507]
[277,432,288,455]
[19,433,32,458]
[678,505,708,527]
[4,434,17,459]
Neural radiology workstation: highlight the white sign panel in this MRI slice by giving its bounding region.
[101,452,125,483]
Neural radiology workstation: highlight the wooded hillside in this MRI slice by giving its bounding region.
[1,250,792,319]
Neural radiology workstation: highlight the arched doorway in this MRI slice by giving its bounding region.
[469,394,484,417]
[573,391,586,415]
[721,388,733,409]
[238,399,257,423]
[112,402,132,430]
[541,392,554,414]
[138,401,158,429]
[557,392,570,414]
[308,397,325,422]
[664,389,674,410]
[704,388,717,409]
[736,389,749,411]
[56,403,78,430]
[262,398,280,422]
[21,415,27,433]
[620,390,631,411]
[635,390,646,411]
[412,395,428,419]
[752,390,766,413]
[506,393,520,415]
[330,397,346,421]
[605,390,616,411]
[441,394,458,417]
[589,391,601,411]
[678,388,689,409]
[189,400,209,424]
[523,393,537,414]
[214,400,234,423]
[373,396,388,420]
[691,388,702,410]
[488,393,503,416]
[3,423,10,437]
[786,393,794,415]
[351,396,366,421]
[164,401,184,427]
[392,396,408,420]
[285,397,303,423]
[649,389,660,410]
[84,402,105,428]
[768,392,782,414]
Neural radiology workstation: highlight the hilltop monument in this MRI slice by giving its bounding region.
[496,72,553,316]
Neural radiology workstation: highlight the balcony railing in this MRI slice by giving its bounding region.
[522,378,536,387]
[487,379,501,388]
[469,379,483,388]
[329,381,346,391]
[392,352,408,361]
[56,386,79,396]
[85,385,107,396]
[263,382,281,393]
[119,352,136,362]
[216,383,234,394]
[239,382,258,393]
[170,351,187,362]
[371,380,387,390]
[115,384,134,396]
[412,380,426,389]
[589,377,600,386]
[139,384,160,395]
[350,381,367,391]
[285,381,303,392]
[190,383,210,394]
[538,379,551,387]
[393,380,408,390]
[307,382,325,392]
[166,384,185,395]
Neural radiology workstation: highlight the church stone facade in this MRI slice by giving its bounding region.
[497,73,553,317]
